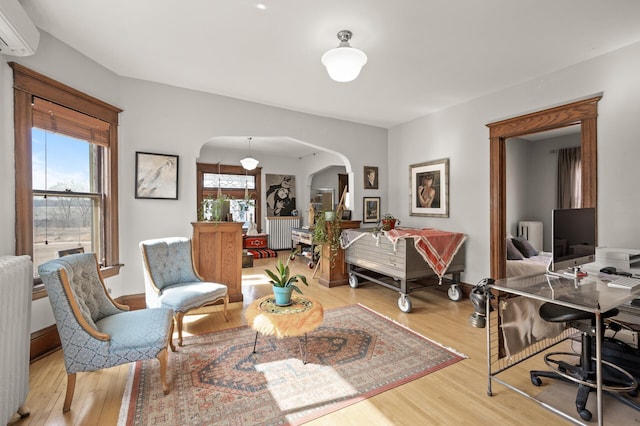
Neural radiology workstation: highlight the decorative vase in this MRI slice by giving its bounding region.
[272,286,293,306]
[381,219,396,231]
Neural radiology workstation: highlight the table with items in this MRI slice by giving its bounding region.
[244,295,324,364]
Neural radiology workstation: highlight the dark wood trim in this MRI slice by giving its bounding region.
[486,96,601,279]
[9,62,122,123]
[196,163,263,232]
[30,324,61,362]
[13,89,33,258]
[115,292,146,311]
[9,63,123,295]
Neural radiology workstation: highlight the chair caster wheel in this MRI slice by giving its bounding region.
[531,376,542,386]
[579,408,592,422]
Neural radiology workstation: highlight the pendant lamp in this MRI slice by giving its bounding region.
[321,30,367,82]
[240,137,259,170]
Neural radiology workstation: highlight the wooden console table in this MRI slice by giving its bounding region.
[192,222,243,303]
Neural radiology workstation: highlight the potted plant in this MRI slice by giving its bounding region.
[264,252,309,306]
[313,210,342,268]
[198,195,230,222]
[380,214,400,231]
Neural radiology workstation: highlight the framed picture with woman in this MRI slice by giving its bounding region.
[409,158,449,217]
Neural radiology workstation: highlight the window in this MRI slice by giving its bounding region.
[31,127,104,270]
[197,163,262,231]
[10,63,122,296]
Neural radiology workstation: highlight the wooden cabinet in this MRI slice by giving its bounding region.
[192,222,243,303]
[318,220,361,287]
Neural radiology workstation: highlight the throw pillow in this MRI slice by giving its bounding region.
[512,236,538,258]
[506,238,524,260]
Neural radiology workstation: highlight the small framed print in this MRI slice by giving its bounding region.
[135,152,179,199]
[363,197,381,223]
[364,166,378,189]
[410,158,449,217]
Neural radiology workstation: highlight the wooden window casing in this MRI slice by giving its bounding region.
[10,62,123,299]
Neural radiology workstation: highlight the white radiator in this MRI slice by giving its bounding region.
[266,216,300,250]
[0,255,32,423]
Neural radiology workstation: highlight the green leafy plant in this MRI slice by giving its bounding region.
[198,195,229,221]
[313,210,342,268]
[380,213,400,231]
[264,251,309,294]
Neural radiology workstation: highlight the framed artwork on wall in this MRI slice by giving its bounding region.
[135,152,179,199]
[410,158,449,217]
[363,197,381,223]
[265,174,296,216]
[364,166,379,189]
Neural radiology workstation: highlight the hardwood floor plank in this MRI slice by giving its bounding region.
[10,252,568,425]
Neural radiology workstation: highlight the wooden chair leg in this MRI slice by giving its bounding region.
[17,404,30,418]
[175,312,185,346]
[223,294,229,321]
[63,373,76,412]
[157,348,170,395]
[168,319,176,352]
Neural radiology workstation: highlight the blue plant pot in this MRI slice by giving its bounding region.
[272,286,293,306]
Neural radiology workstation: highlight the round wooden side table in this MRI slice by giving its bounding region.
[244,295,324,364]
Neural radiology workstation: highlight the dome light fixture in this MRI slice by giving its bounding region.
[321,30,367,83]
[240,137,259,170]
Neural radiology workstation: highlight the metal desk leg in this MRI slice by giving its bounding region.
[486,291,493,396]
[596,311,603,426]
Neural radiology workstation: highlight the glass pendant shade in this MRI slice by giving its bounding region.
[321,30,367,82]
[240,136,259,170]
[240,156,259,170]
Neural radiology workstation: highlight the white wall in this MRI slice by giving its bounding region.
[389,41,640,285]
[0,32,387,332]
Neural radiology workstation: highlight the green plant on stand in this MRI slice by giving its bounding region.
[264,251,309,306]
[198,195,230,222]
[313,210,342,269]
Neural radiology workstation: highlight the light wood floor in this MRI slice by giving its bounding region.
[10,253,569,426]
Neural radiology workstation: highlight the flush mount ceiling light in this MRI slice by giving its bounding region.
[321,30,368,82]
[240,137,259,170]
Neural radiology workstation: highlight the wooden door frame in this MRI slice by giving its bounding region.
[486,96,601,279]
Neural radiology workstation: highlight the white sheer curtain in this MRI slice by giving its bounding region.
[557,147,582,208]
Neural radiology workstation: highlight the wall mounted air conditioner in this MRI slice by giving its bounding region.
[0,0,39,56]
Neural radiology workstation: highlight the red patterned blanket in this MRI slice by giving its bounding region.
[387,228,466,280]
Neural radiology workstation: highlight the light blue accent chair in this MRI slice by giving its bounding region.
[140,237,229,347]
[38,253,173,413]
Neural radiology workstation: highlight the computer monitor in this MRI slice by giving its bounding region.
[549,207,596,276]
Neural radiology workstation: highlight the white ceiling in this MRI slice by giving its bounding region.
[20,0,640,156]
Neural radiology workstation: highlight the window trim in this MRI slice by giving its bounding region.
[196,163,262,232]
[10,62,123,299]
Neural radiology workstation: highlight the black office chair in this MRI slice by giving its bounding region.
[530,303,638,421]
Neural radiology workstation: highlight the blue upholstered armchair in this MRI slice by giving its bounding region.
[140,237,229,347]
[38,253,174,412]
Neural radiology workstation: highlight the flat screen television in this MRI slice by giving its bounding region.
[549,207,596,276]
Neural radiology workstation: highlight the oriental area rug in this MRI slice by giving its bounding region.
[118,304,465,426]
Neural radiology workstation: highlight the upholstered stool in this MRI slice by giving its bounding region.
[530,303,638,421]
